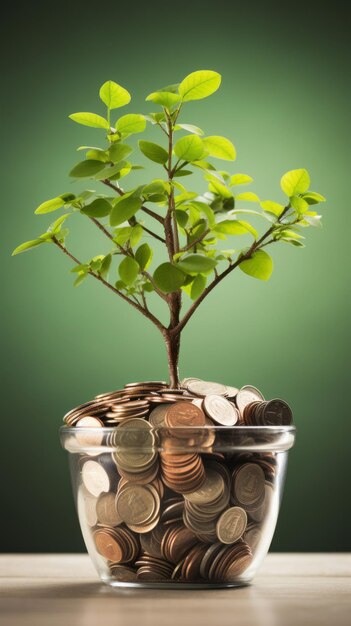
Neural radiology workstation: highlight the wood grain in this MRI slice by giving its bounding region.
[0,554,350,626]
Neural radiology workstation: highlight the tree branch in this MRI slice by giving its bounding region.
[180,228,210,253]
[89,217,114,241]
[88,214,169,304]
[173,205,291,335]
[52,237,166,333]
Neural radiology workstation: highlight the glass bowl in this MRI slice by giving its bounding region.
[60,423,295,588]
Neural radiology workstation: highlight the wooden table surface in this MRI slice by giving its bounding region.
[0,554,350,626]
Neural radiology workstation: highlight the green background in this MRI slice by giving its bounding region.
[2,0,349,552]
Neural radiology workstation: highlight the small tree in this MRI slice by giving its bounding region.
[13,70,325,387]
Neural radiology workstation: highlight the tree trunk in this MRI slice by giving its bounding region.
[164,330,181,388]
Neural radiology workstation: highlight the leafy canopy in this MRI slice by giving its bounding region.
[13,71,325,346]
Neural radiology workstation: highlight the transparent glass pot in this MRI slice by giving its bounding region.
[60,424,295,588]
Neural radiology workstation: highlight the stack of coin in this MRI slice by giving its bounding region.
[135,553,174,581]
[64,377,294,585]
[161,522,199,563]
[160,452,205,494]
[94,526,139,563]
[116,482,161,533]
[231,463,266,512]
[183,468,230,541]
[242,399,293,426]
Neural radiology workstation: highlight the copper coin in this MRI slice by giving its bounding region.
[94,529,123,562]
[165,402,206,428]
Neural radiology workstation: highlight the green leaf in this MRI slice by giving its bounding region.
[84,149,107,162]
[99,253,112,277]
[214,220,258,238]
[175,123,204,135]
[130,224,143,247]
[74,271,88,287]
[177,254,217,274]
[116,114,146,135]
[175,192,198,206]
[94,162,128,180]
[260,200,284,217]
[69,112,109,129]
[118,257,139,285]
[174,135,205,162]
[191,201,216,227]
[301,191,326,205]
[113,226,132,246]
[175,210,189,228]
[35,196,65,215]
[290,195,309,213]
[146,91,181,108]
[110,193,143,226]
[190,274,207,300]
[281,168,310,197]
[208,179,233,198]
[236,192,260,202]
[135,243,153,270]
[139,140,168,164]
[153,262,186,293]
[173,169,193,178]
[69,160,105,178]
[48,214,71,233]
[179,70,221,102]
[143,179,168,196]
[239,249,273,281]
[99,81,131,109]
[108,143,133,163]
[202,136,236,161]
[278,229,305,241]
[229,174,253,186]
[12,238,46,256]
[81,198,112,218]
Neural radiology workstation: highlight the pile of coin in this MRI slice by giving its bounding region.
[64,377,293,585]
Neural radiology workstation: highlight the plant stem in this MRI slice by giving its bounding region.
[163,329,181,388]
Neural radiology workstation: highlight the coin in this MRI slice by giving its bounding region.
[94,529,124,562]
[77,486,98,527]
[184,469,224,504]
[236,385,265,418]
[203,394,238,426]
[116,484,158,526]
[148,404,171,428]
[262,399,293,425]
[96,492,122,527]
[64,377,293,585]
[232,463,265,509]
[165,402,206,428]
[185,379,228,397]
[82,460,110,497]
[75,416,104,447]
[225,385,239,398]
[216,506,247,544]
[109,564,137,582]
